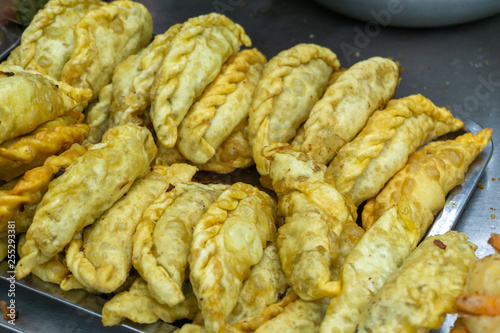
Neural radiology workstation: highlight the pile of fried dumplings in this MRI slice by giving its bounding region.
[0,1,498,332]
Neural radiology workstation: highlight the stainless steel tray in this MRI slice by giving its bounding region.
[0,120,493,333]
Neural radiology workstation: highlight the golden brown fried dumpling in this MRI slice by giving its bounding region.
[228,243,288,325]
[197,123,254,173]
[292,57,400,164]
[154,122,254,174]
[60,0,153,97]
[356,231,476,333]
[102,277,198,326]
[132,181,228,307]
[0,143,88,236]
[189,182,277,333]
[263,143,354,301]
[362,128,492,233]
[177,48,266,164]
[0,65,92,144]
[110,23,183,127]
[253,297,330,333]
[0,111,89,181]
[4,0,105,79]
[18,233,70,284]
[328,94,464,207]
[319,201,421,333]
[248,43,340,176]
[150,13,251,148]
[15,125,157,279]
[61,166,180,294]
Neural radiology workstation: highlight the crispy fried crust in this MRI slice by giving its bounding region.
[0,143,88,236]
[356,231,476,332]
[264,143,353,301]
[15,125,157,279]
[132,180,227,307]
[252,297,329,333]
[197,120,254,173]
[362,128,492,234]
[102,277,198,326]
[0,120,89,181]
[248,44,340,176]
[294,57,400,165]
[110,24,183,127]
[4,0,104,79]
[319,201,421,333]
[61,166,176,294]
[151,13,251,148]
[328,94,464,206]
[189,182,277,333]
[18,233,70,284]
[177,49,266,164]
[60,0,153,97]
[228,243,288,325]
[0,65,92,144]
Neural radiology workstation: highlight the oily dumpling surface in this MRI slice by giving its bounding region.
[4,0,104,79]
[151,13,251,148]
[249,43,340,176]
[177,48,266,164]
[293,57,400,165]
[189,182,277,333]
[60,0,153,97]
[0,65,92,145]
[328,94,464,206]
[15,125,157,279]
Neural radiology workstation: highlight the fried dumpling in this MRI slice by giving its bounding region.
[4,0,105,79]
[362,128,492,233]
[15,125,157,279]
[150,13,251,148]
[102,277,198,326]
[197,123,254,173]
[248,43,340,176]
[319,201,421,333]
[133,181,228,307]
[61,166,180,294]
[0,111,89,181]
[228,243,288,325]
[154,122,254,174]
[177,48,266,164]
[328,94,464,207]
[253,297,330,333]
[237,220,364,332]
[0,65,92,145]
[264,143,354,301]
[356,231,476,333]
[60,0,153,97]
[292,57,400,164]
[110,23,183,127]
[18,233,69,284]
[0,143,88,236]
[189,182,277,333]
